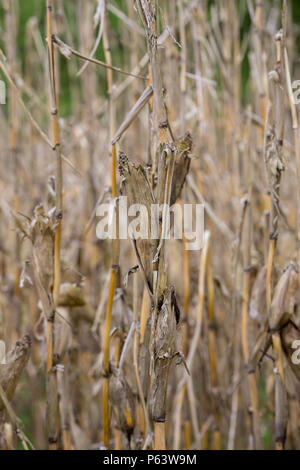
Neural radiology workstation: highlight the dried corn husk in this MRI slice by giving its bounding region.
[58,282,96,326]
[152,288,177,422]
[58,283,86,307]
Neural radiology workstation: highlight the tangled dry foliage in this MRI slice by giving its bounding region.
[0,0,300,451]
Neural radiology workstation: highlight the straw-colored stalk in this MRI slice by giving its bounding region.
[182,233,190,357]
[133,274,151,447]
[206,245,221,450]
[240,195,262,449]
[135,0,173,451]
[102,7,120,448]
[4,0,20,300]
[46,0,63,450]
[265,6,287,448]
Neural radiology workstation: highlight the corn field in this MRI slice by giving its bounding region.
[0,0,300,451]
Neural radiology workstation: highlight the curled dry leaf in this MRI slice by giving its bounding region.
[0,335,31,411]
[119,152,156,291]
[170,132,192,205]
[14,205,57,322]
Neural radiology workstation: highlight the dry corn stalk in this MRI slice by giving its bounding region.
[2,0,300,452]
[14,205,59,448]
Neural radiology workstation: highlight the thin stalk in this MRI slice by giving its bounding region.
[136,0,173,450]
[46,0,62,450]
[103,267,116,447]
[178,0,187,135]
[133,273,151,447]
[47,0,63,307]
[53,35,147,80]
[206,245,221,450]
[102,6,119,448]
[4,0,20,301]
[182,234,190,356]
[240,190,262,449]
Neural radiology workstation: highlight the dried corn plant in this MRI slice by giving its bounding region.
[0,0,300,451]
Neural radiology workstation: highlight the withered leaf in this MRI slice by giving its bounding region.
[0,336,31,411]
[170,132,192,205]
[119,152,156,291]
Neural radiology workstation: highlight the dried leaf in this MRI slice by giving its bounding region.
[119,152,156,291]
[170,132,192,205]
[0,336,31,411]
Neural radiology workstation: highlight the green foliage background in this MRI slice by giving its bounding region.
[1,0,300,117]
